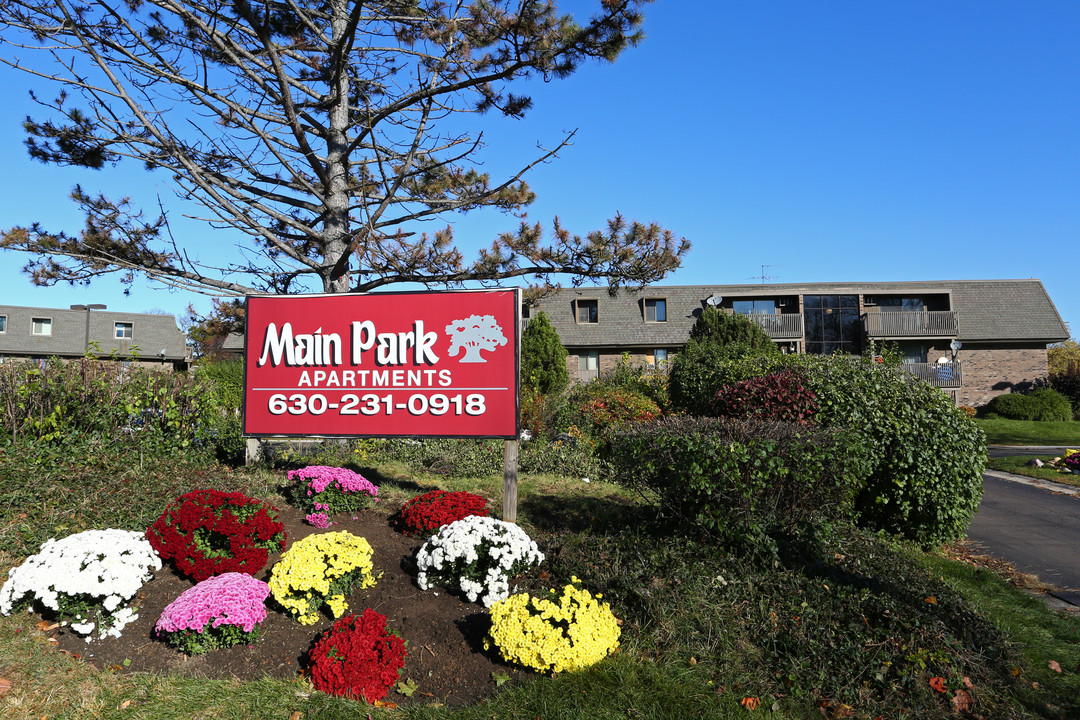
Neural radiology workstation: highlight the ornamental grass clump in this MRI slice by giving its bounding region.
[268,531,379,624]
[308,608,407,703]
[416,516,544,607]
[287,465,378,517]
[0,529,161,641]
[395,489,489,536]
[146,489,286,582]
[486,577,621,673]
[154,572,270,654]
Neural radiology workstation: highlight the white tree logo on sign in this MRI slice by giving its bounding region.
[445,315,508,363]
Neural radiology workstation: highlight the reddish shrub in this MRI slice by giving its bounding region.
[711,370,818,423]
[309,609,407,703]
[577,387,661,436]
[395,489,489,536]
[146,489,286,581]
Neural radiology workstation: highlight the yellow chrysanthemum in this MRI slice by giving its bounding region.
[268,531,379,624]
[487,581,620,673]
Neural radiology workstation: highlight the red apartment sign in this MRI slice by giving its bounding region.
[242,290,520,438]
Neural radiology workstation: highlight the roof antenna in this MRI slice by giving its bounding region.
[748,265,779,284]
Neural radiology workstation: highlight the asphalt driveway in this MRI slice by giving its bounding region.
[965,462,1080,607]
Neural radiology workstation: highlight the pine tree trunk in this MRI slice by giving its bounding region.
[322,0,353,295]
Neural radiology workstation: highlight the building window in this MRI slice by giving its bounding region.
[653,348,669,365]
[803,295,861,355]
[115,322,134,339]
[31,318,52,336]
[575,299,599,324]
[0,315,6,333]
[873,297,926,311]
[732,299,777,315]
[644,298,667,323]
[578,350,599,373]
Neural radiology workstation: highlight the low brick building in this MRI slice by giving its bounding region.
[528,279,1069,407]
[0,304,190,370]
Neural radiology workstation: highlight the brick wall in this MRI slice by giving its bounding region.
[565,349,652,383]
[954,342,1050,407]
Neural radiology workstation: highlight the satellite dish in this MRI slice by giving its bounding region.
[706,295,723,306]
[949,340,962,352]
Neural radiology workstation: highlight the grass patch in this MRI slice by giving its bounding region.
[921,551,1080,720]
[987,455,1080,487]
[977,419,1080,446]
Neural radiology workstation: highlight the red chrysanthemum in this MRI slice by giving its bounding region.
[309,609,407,703]
[145,489,286,581]
[395,489,489,536]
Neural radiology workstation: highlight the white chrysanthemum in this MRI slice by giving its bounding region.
[0,529,160,640]
[415,516,543,607]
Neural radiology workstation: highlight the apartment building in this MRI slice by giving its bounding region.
[528,279,1069,407]
[0,304,190,370]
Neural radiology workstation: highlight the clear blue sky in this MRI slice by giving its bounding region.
[0,0,1076,337]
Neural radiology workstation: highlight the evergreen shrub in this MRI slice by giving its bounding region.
[520,310,569,395]
[984,388,1074,422]
[688,305,781,354]
[605,416,868,545]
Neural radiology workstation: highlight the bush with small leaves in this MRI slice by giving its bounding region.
[788,354,987,548]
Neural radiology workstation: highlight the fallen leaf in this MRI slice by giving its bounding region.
[689,656,698,665]
[36,621,59,632]
[924,596,938,604]
[952,689,972,712]
[373,700,397,709]
[834,703,855,717]
[1032,681,1039,689]
[929,676,947,693]
[1048,660,1062,673]
[1011,667,1022,677]
[288,712,302,720]
[119,700,131,709]
[963,676,974,689]
[0,678,11,696]
[740,696,760,711]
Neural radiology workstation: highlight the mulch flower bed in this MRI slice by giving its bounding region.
[44,503,529,707]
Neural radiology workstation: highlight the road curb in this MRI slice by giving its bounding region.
[983,469,1080,498]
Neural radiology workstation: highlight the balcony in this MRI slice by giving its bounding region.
[863,310,958,338]
[744,313,805,340]
[900,362,963,388]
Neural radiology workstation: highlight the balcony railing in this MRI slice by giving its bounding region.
[744,313,805,340]
[863,310,958,338]
[900,362,963,388]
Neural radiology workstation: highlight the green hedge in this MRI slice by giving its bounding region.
[605,416,868,545]
[984,388,1073,422]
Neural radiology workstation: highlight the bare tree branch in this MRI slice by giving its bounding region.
[0,0,687,298]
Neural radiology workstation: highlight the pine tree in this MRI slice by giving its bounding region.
[688,306,780,355]
[0,0,687,297]
[520,311,569,395]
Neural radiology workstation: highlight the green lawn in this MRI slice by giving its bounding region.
[977,419,1080,446]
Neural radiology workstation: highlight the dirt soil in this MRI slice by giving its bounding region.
[44,504,530,708]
